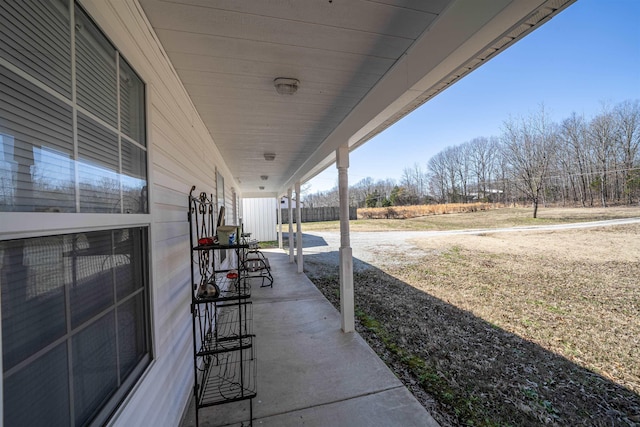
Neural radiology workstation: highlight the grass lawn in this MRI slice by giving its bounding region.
[300,206,640,232]
[304,206,640,426]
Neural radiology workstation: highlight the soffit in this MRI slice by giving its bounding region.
[138,0,574,197]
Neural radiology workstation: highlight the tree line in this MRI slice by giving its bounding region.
[303,100,640,217]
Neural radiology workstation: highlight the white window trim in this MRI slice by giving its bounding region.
[0,213,151,241]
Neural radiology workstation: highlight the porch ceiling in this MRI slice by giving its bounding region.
[138,0,574,197]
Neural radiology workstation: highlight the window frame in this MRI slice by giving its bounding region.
[1,227,152,426]
[0,1,154,425]
[0,2,148,215]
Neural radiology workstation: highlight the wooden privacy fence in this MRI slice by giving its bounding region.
[280,207,357,223]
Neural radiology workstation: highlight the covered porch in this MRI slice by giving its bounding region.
[128,0,576,335]
[180,249,439,427]
[0,1,578,426]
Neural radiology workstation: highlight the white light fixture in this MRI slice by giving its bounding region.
[259,186,265,190]
[274,77,299,95]
[264,152,276,161]
[260,175,268,181]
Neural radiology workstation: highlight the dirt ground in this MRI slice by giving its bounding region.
[302,209,640,427]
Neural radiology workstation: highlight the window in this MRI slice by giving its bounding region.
[1,228,151,426]
[0,68,75,212]
[0,2,148,214]
[0,0,72,98]
[0,2,152,426]
[217,172,226,262]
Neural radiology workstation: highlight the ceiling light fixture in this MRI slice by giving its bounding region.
[274,77,299,95]
[264,152,276,161]
[260,175,268,181]
[259,186,265,190]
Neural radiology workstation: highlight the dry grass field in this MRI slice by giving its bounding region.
[358,202,495,219]
[304,207,640,426]
[302,205,640,232]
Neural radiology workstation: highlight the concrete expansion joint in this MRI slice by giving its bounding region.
[256,385,406,421]
[252,295,326,305]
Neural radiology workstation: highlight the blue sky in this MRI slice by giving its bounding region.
[306,0,640,194]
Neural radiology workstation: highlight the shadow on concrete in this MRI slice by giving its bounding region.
[180,249,438,427]
[281,232,328,249]
[302,250,640,426]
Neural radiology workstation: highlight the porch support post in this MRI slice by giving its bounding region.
[277,196,283,249]
[287,187,294,263]
[337,145,354,333]
[295,181,303,273]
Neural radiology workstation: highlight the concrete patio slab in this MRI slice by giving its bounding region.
[180,249,439,427]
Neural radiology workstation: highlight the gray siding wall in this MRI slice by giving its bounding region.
[81,2,240,426]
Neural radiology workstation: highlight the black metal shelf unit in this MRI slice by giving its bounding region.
[188,187,256,427]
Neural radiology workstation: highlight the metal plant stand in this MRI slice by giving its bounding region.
[188,187,256,427]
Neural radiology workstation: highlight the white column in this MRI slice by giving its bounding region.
[295,181,303,273]
[277,196,283,249]
[337,146,354,333]
[288,187,294,263]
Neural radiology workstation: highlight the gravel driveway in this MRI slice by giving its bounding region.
[300,217,640,273]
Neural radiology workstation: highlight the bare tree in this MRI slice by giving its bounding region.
[305,100,639,211]
[560,113,593,206]
[589,106,617,207]
[351,177,375,207]
[614,100,640,204]
[427,151,449,203]
[443,146,462,202]
[401,162,427,204]
[502,108,556,218]
[469,136,499,201]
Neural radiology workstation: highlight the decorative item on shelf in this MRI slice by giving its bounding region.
[217,225,239,246]
[197,279,220,299]
[198,237,214,246]
[226,270,238,280]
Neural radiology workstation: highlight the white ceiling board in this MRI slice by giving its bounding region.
[145,0,438,39]
[138,0,576,196]
[370,0,453,14]
[141,1,416,58]
[170,53,384,89]
[154,29,397,75]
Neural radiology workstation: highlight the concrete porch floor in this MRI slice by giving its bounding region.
[180,249,439,427]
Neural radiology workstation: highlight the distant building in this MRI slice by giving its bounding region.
[241,198,277,242]
[280,196,304,209]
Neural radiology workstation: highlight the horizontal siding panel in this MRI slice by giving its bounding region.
[71,2,244,427]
